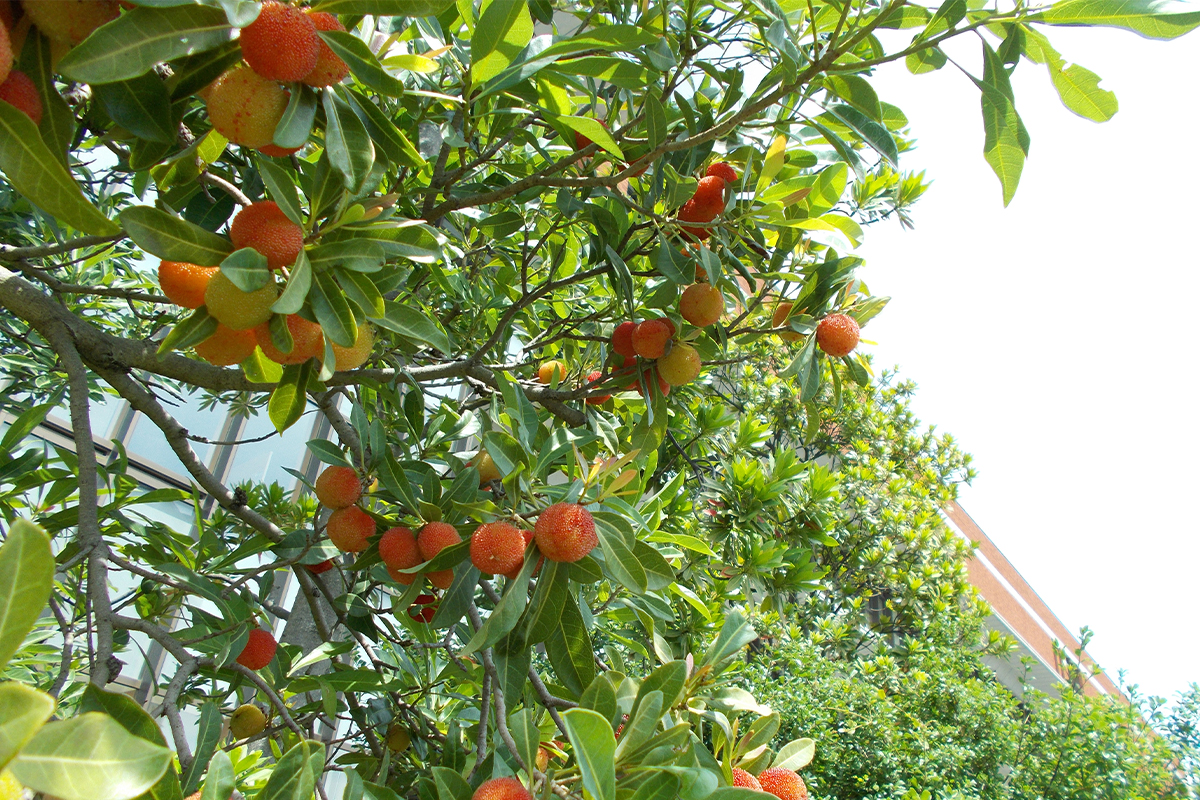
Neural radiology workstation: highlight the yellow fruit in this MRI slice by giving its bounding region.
[205,62,290,149]
[0,770,24,800]
[537,360,567,384]
[23,0,119,45]
[772,302,802,342]
[331,323,374,371]
[230,703,267,739]
[475,451,502,485]
[658,342,701,386]
[204,271,277,331]
[386,723,411,753]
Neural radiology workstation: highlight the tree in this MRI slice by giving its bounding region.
[0,0,1196,799]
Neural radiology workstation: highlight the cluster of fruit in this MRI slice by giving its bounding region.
[610,315,700,393]
[467,763,808,800]
[205,1,349,153]
[157,200,374,369]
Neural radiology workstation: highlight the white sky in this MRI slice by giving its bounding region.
[854,24,1200,700]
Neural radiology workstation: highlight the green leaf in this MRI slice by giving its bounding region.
[373,301,453,353]
[1019,26,1117,122]
[655,236,693,285]
[546,591,595,697]
[156,306,219,356]
[121,205,233,265]
[322,90,375,191]
[974,42,1030,206]
[1032,0,1200,38]
[272,250,313,315]
[11,713,173,800]
[906,46,948,74]
[343,89,425,169]
[595,514,647,594]
[507,708,540,777]
[471,0,534,83]
[269,362,314,433]
[337,269,386,319]
[0,404,54,457]
[431,766,472,800]
[645,92,668,149]
[615,690,662,761]
[698,610,757,670]
[0,519,55,672]
[0,103,119,235]
[20,31,76,162]
[561,709,616,800]
[524,560,569,644]
[181,702,222,796]
[256,740,323,800]
[917,0,966,39]
[320,31,405,96]
[823,75,881,120]
[558,116,625,159]
[59,5,235,84]
[220,247,270,292]
[257,156,304,225]
[826,104,898,165]
[311,0,455,14]
[80,686,182,800]
[199,750,234,800]
[460,552,539,656]
[93,73,175,143]
[771,738,816,770]
[274,85,318,150]
[0,683,55,772]
[311,270,359,348]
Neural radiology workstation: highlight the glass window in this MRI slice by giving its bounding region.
[125,393,228,476]
[228,408,316,490]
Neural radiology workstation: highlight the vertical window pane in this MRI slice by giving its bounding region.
[228,409,315,489]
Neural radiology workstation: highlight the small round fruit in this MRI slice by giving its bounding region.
[236,629,277,670]
[23,0,119,45]
[536,746,551,772]
[206,63,290,149]
[239,0,319,83]
[302,11,350,87]
[572,121,607,151]
[706,162,738,183]
[658,342,701,386]
[408,603,436,622]
[416,521,460,561]
[332,323,374,371]
[314,465,361,509]
[379,526,422,580]
[631,319,672,360]
[772,301,802,342]
[0,24,12,87]
[475,451,502,484]
[815,313,860,357]
[426,569,454,589]
[472,776,532,800]
[386,723,411,753]
[502,530,536,580]
[731,768,762,792]
[230,200,304,271]
[258,143,302,158]
[204,271,278,330]
[679,282,723,327]
[584,370,610,405]
[533,503,597,563]
[757,768,809,800]
[470,521,526,576]
[194,324,257,366]
[327,505,374,553]
[230,703,267,739]
[538,360,567,385]
[0,71,43,125]
[158,261,217,309]
[305,559,333,574]
[254,314,324,364]
[611,320,637,358]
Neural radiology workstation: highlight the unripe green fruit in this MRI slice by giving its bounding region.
[230,703,266,739]
[386,723,411,753]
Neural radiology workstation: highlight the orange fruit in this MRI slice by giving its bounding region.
[301,11,350,87]
[331,323,374,371]
[206,62,290,149]
[327,505,374,553]
[235,629,277,670]
[537,360,567,384]
[194,324,257,366]
[0,71,42,125]
[22,0,119,45]
[772,301,802,342]
[679,282,723,327]
[230,200,304,271]
[239,1,318,83]
[815,313,860,358]
[314,465,361,509]
[158,260,216,309]
[254,314,324,364]
[533,503,597,563]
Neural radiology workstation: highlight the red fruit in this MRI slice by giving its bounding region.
[732,769,762,791]
[635,367,671,397]
[573,120,607,151]
[158,260,217,309]
[815,313,860,357]
[379,526,422,579]
[254,314,324,365]
[584,370,610,405]
[472,776,532,800]
[408,605,436,623]
[757,768,809,800]
[240,1,319,83]
[0,71,43,125]
[502,530,536,580]
[469,521,526,576]
[533,503,597,563]
[691,175,727,211]
[679,282,723,327]
[230,201,304,271]
[258,143,302,158]
[305,560,333,574]
[706,162,738,183]
[327,506,374,553]
[611,321,637,358]
[302,11,350,87]
[631,319,671,360]
[194,324,257,366]
[314,465,361,509]
[236,628,277,670]
[417,521,461,561]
